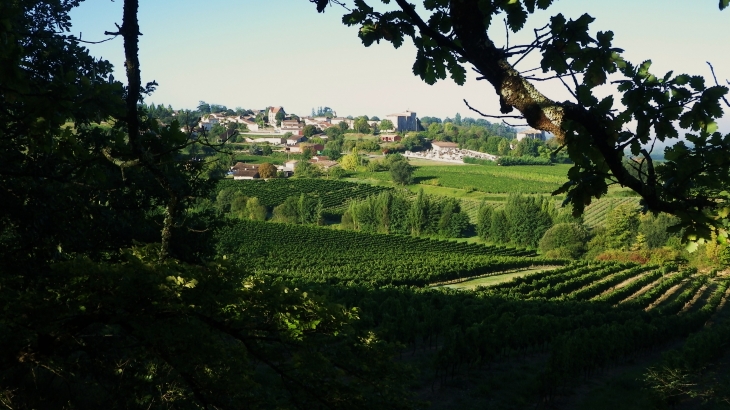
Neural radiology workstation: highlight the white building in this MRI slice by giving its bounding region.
[385,110,418,132]
[431,141,459,152]
[516,128,547,141]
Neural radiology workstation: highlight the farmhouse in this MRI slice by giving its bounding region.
[231,163,261,180]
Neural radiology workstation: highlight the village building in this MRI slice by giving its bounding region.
[380,134,402,142]
[280,119,304,135]
[247,136,285,145]
[231,162,260,180]
[267,106,285,125]
[516,128,547,141]
[286,135,305,145]
[385,110,418,132]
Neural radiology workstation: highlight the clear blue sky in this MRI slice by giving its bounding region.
[70,0,729,129]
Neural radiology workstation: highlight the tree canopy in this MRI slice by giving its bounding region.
[312,0,730,245]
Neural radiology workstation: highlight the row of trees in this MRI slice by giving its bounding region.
[476,194,569,248]
[342,189,472,238]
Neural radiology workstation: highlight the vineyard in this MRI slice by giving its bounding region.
[215,179,391,209]
[216,220,546,287]
[583,196,641,227]
[352,164,571,193]
[215,220,730,407]
[322,262,730,407]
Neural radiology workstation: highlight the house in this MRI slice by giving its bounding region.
[308,158,339,170]
[198,114,220,131]
[249,136,285,145]
[431,141,459,152]
[283,160,299,172]
[231,163,261,180]
[286,135,305,145]
[516,128,547,141]
[385,110,418,132]
[380,134,402,142]
[240,117,259,132]
[307,144,325,154]
[232,169,260,180]
[267,106,285,125]
[280,119,303,135]
[310,155,331,162]
[231,162,259,172]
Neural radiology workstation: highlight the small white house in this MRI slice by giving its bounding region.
[431,141,459,152]
[516,128,547,141]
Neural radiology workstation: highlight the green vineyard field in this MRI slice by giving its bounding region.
[583,196,641,227]
[217,221,730,406]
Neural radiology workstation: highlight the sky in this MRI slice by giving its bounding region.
[70,0,730,129]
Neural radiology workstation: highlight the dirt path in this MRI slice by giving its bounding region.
[678,284,710,315]
[645,281,687,311]
[592,270,652,300]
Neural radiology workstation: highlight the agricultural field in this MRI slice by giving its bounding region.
[216,220,544,287]
[352,163,571,194]
[219,218,730,407]
[583,196,642,228]
[215,179,391,210]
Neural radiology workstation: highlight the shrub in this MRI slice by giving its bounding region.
[539,223,589,258]
[496,156,553,166]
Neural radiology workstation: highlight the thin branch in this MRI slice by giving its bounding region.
[72,31,119,44]
[463,99,524,119]
[502,119,529,127]
[558,74,579,101]
[707,61,730,108]
[524,73,574,82]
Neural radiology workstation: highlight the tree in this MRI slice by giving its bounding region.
[380,118,395,131]
[476,203,495,241]
[313,0,730,243]
[602,202,641,250]
[261,145,273,156]
[294,160,321,177]
[198,101,211,114]
[353,117,371,134]
[339,150,360,170]
[390,160,414,185]
[275,110,285,126]
[0,2,414,408]
[303,124,319,137]
[539,223,589,258]
[258,162,278,179]
[245,197,267,221]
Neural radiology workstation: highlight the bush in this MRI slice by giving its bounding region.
[390,160,414,185]
[539,223,589,258]
[463,157,496,165]
[496,156,553,166]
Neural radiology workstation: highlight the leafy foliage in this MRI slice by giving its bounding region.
[313,0,730,243]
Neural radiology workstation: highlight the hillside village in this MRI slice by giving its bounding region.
[184,105,552,179]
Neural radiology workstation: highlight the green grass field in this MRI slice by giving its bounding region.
[434,266,562,290]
